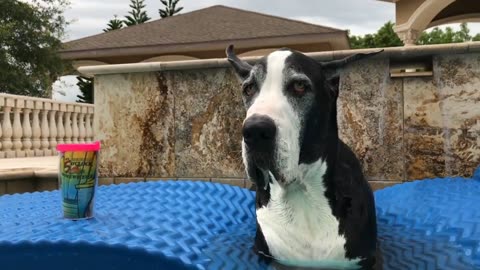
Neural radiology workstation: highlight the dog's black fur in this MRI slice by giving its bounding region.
[227,46,382,270]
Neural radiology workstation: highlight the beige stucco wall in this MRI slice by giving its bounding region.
[92,49,480,189]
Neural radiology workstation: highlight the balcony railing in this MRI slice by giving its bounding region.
[0,93,94,158]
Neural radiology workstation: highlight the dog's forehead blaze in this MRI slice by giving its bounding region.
[246,50,292,117]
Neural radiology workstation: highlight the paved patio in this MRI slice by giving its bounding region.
[0,156,58,181]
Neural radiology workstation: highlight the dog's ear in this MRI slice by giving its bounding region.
[226,44,252,80]
[320,49,383,70]
[321,50,382,98]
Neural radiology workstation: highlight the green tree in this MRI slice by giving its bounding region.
[374,21,403,47]
[103,15,124,32]
[0,0,70,97]
[159,0,183,18]
[76,76,94,104]
[349,21,403,49]
[124,0,150,26]
[350,21,479,49]
[417,23,474,45]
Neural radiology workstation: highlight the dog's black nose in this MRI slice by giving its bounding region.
[242,115,276,149]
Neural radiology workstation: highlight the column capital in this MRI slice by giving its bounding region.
[396,28,421,46]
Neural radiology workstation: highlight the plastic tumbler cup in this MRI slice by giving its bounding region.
[56,141,101,220]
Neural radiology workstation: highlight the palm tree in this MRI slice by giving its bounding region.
[159,0,183,18]
[124,0,151,26]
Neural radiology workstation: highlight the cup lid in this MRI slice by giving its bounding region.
[56,141,101,152]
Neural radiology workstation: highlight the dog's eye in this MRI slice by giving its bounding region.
[243,83,257,97]
[292,81,307,95]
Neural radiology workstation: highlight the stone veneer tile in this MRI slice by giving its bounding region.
[98,178,114,186]
[176,178,210,182]
[404,77,447,180]
[338,58,404,181]
[404,127,447,180]
[145,177,177,182]
[95,72,175,178]
[434,55,480,177]
[36,179,58,191]
[445,129,480,177]
[404,55,480,179]
[211,178,245,188]
[114,177,145,185]
[171,68,245,178]
[6,179,35,194]
[435,55,480,130]
[0,182,6,195]
[369,181,402,191]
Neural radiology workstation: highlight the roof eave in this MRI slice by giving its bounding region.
[59,32,350,60]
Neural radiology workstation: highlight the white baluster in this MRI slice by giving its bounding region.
[32,102,42,156]
[78,107,86,143]
[49,109,57,153]
[57,109,65,145]
[12,106,23,157]
[2,98,14,158]
[86,111,93,142]
[22,108,33,157]
[64,107,73,144]
[72,106,79,143]
[40,104,50,156]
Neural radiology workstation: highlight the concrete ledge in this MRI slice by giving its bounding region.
[0,156,399,194]
[79,42,480,76]
[0,169,35,181]
[0,156,58,181]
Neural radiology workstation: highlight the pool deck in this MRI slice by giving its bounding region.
[0,156,58,181]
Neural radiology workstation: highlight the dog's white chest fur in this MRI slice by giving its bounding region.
[256,159,356,265]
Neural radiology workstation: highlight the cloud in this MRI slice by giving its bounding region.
[63,0,396,40]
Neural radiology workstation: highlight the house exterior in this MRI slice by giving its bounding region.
[59,5,350,68]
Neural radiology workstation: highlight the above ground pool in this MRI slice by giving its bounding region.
[1,167,479,270]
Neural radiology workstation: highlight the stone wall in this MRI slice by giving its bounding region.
[337,54,480,188]
[93,50,480,189]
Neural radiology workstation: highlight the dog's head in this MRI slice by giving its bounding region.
[226,45,382,187]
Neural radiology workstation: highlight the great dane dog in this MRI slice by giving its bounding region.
[226,45,382,269]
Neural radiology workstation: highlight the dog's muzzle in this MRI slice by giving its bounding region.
[242,115,276,169]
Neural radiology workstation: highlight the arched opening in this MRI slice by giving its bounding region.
[392,0,480,45]
[394,0,455,45]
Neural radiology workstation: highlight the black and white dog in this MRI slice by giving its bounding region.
[226,45,381,269]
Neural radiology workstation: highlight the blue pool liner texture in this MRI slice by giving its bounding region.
[1,166,479,270]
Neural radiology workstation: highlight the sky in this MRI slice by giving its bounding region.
[63,0,397,41]
[53,0,480,102]
[63,0,480,41]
